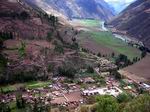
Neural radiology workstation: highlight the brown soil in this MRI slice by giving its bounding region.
[80,38,115,55]
[122,54,150,83]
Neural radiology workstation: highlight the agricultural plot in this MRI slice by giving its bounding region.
[74,19,141,60]
[82,31,141,60]
[77,19,100,27]
[0,81,52,93]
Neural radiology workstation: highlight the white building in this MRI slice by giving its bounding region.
[82,87,122,97]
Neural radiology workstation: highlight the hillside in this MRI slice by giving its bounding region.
[0,0,84,84]
[107,0,150,49]
[25,0,115,21]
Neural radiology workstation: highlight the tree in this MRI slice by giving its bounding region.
[18,41,26,58]
[19,11,30,20]
[96,95,119,112]
[0,102,11,112]
[72,37,76,43]
[110,70,122,80]
[117,93,133,103]
[47,64,53,73]
[54,44,64,54]
[115,54,131,68]
[16,91,25,109]
[58,65,77,78]
[141,51,147,58]
[0,54,7,74]
[123,94,150,112]
[111,52,115,58]
[97,52,101,57]
[87,66,94,73]
[0,37,3,49]
[47,32,52,42]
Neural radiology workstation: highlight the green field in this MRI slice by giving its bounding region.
[0,81,52,93]
[80,31,141,60]
[77,19,100,27]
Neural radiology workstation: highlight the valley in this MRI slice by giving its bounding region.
[70,18,141,60]
[0,0,150,112]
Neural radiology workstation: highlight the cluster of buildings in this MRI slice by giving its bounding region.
[1,57,149,111]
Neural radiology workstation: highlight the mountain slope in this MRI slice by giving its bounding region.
[25,0,115,21]
[0,0,52,39]
[108,0,150,49]
[0,0,81,84]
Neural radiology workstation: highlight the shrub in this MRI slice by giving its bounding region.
[58,66,77,78]
[87,66,94,73]
[47,32,52,42]
[54,44,64,54]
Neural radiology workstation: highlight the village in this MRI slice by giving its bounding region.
[1,56,150,111]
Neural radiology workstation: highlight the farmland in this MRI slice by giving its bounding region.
[73,19,141,60]
[0,81,52,93]
[76,19,100,27]
[79,31,141,60]
[122,54,150,83]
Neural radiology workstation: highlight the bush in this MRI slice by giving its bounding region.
[18,41,26,58]
[58,66,77,78]
[47,64,53,73]
[117,93,132,103]
[54,44,64,54]
[19,11,30,20]
[87,66,94,73]
[47,32,52,42]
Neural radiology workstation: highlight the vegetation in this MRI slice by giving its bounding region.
[58,65,77,78]
[54,44,64,54]
[115,54,132,68]
[0,81,52,93]
[0,11,30,20]
[79,31,141,60]
[18,41,26,58]
[77,19,100,27]
[47,64,53,73]
[110,70,122,80]
[117,93,133,103]
[44,14,58,26]
[80,94,150,112]
[47,32,52,42]
[86,66,94,73]
[96,95,119,112]
[123,94,150,112]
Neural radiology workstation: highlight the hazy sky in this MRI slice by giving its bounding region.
[104,0,136,13]
[105,0,135,3]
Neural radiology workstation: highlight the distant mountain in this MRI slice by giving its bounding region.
[107,0,150,49]
[25,0,115,21]
[104,0,136,14]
